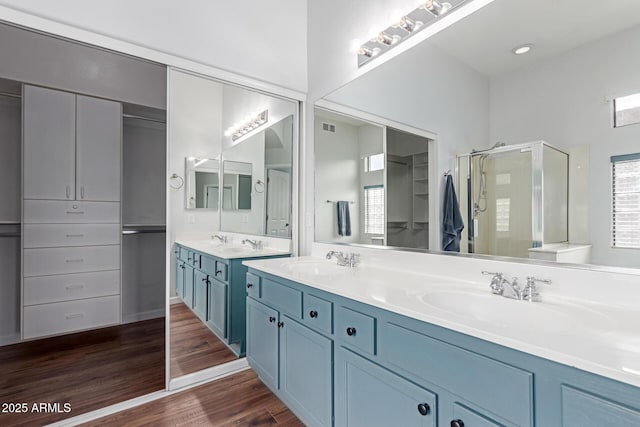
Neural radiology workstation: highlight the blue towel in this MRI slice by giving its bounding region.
[337,201,351,237]
[442,175,464,252]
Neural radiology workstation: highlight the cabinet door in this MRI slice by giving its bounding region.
[175,260,185,298]
[183,264,195,307]
[23,85,76,200]
[247,298,279,390]
[335,347,437,427]
[76,95,121,201]
[451,403,503,427]
[280,315,333,427]
[207,278,227,338]
[193,269,208,320]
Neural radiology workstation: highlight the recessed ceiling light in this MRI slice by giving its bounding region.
[512,44,533,55]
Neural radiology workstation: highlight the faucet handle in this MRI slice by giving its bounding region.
[482,271,502,277]
[349,253,360,267]
[526,276,552,285]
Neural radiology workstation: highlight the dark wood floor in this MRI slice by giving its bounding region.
[170,302,237,378]
[85,369,302,426]
[0,318,165,427]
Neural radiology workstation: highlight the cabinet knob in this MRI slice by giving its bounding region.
[451,420,465,427]
[417,403,431,416]
[277,321,284,328]
[346,327,356,336]
[188,258,192,261]
[202,277,207,282]
[269,316,276,323]
[309,310,318,318]
[247,283,254,288]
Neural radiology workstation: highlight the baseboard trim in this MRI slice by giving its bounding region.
[122,308,165,324]
[0,333,20,347]
[170,296,181,305]
[48,361,250,427]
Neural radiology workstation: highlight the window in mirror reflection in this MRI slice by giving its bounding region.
[364,185,385,234]
[614,92,640,128]
[365,153,385,172]
[611,154,640,248]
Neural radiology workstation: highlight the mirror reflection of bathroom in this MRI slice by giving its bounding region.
[314,107,436,249]
[186,157,220,209]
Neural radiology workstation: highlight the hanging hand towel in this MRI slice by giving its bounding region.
[337,201,352,237]
[442,175,464,252]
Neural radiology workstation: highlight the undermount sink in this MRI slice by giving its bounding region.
[216,246,246,254]
[420,290,613,333]
[282,260,351,277]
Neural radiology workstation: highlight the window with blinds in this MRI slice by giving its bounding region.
[364,185,384,235]
[612,153,640,248]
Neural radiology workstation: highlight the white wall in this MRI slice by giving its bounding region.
[489,25,640,268]
[0,0,307,93]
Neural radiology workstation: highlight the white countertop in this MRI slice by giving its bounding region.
[244,256,640,388]
[528,243,593,253]
[175,239,290,260]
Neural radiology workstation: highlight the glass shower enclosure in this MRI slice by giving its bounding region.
[457,140,569,258]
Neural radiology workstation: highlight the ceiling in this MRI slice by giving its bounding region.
[427,0,640,76]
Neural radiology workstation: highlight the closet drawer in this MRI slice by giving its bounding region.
[24,224,120,248]
[24,246,120,277]
[24,200,120,224]
[24,271,120,306]
[23,295,120,339]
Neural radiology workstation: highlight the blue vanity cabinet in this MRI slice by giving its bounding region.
[193,269,208,320]
[175,260,185,298]
[207,277,227,338]
[247,281,333,427]
[183,263,195,308]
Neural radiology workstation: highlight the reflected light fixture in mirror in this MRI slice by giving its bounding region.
[224,109,269,141]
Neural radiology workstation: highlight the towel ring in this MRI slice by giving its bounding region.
[169,173,184,190]
[254,179,265,194]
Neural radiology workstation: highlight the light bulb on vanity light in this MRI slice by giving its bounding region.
[512,43,533,55]
[357,46,381,58]
[397,16,422,32]
[424,0,452,16]
[377,31,401,46]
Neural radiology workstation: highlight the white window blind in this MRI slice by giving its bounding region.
[364,185,384,234]
[612,153,640,248]
[364,153,385,172]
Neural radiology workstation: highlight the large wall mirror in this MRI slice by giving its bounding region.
[315,0,640,271]
[168,69,297,384]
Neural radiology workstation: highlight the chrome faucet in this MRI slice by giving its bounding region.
[212,234,228,244]
[326,251,360,268]
[482,271,551,302]
[242,239,262,250]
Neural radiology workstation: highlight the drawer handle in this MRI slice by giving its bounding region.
[65,258,84,263]
[180,265,185,270]
[66,313,84,320]
[269,316,276,323]
[65,284,85,290]
[417,403,431,416]
[216,270,222,275]
[346,327,357,336]
[66,234,85,238]
[188,258,192,261]
[277,321,284,328]
[450,420,464,427]
[66,211,85,215]
[247,283,254,288]
[309,310,318,318]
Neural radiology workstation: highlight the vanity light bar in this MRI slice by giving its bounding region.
[225,110,269,141]
[356,0,468,68]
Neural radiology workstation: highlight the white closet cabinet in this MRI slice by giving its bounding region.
[23,85,121,202]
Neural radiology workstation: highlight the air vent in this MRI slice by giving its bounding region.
[322,122,336,133]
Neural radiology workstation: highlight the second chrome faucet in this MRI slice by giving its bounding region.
[326,251,360,268]
[482,271,551,302]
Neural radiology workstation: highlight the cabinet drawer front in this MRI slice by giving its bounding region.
[246,272,261,298]
[201,255,216,275]
[452,403,503,427]
[192,252,201,269]
[24,246,120,277]
[24,200,120,223]
[214,260,228,283]
[24,271,120,305]
[23,295,120,339]
[261,278,302,319]
[24,224,120,248]
[381,322,533,426]
[178,246,189,262]
[303,293,333,335]
[336,347,436,427]
[562,386,640,427]
[336,306,376,355]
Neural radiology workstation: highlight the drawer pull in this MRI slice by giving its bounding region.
[216,269,222,275]
[277,321,285,328]
[269,316,276,323]
[65,313,84,320]
[188,258,192,261]
[66,211,85,215]
[65,258,84,263]
[417,403,431,416]
[66,234,85,238]
[309,310,318,318]
[346,327,357,336]
[247,283,254,288]
[450,420,464,427]
[65,284,85,290]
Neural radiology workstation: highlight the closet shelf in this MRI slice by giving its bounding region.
[413,192,429,196]
[413,162,429,168]
[122,224,166,235]
[413,178,429,182]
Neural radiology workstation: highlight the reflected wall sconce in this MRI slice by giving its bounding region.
[224,110,269,141]
[355,0,470,68]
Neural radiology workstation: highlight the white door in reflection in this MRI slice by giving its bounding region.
[266,169,291,237]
